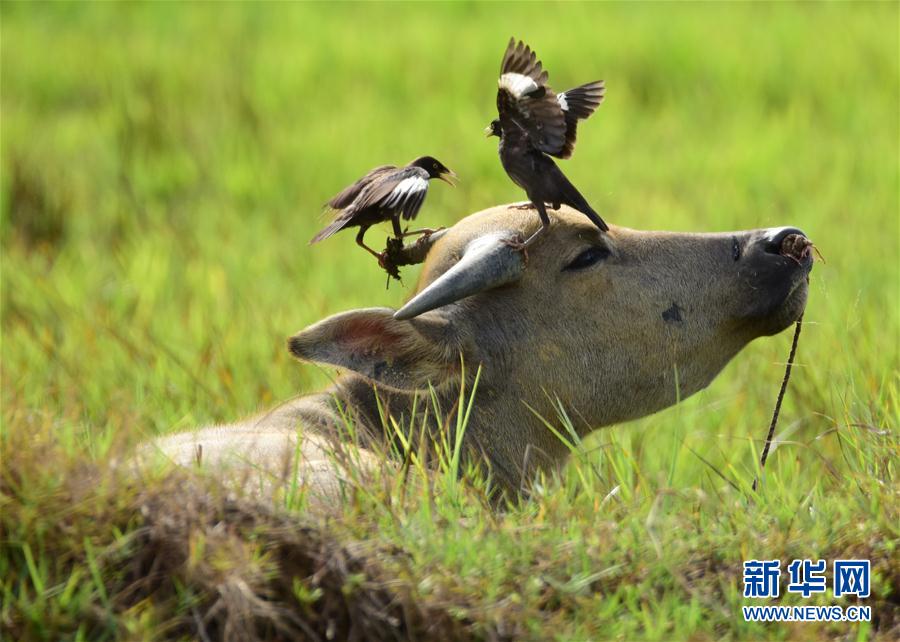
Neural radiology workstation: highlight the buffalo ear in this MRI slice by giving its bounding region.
[288,307,462,391]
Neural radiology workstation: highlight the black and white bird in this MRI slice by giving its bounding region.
[310,156,456,262]
[487,38,608,245]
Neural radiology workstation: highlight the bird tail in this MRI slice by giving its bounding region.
[560,81,605,120]
[560,177,609,232]
[309,216,349,244]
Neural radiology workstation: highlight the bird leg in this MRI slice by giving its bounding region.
[400,226,445,238]
[391,216,405,240]
[500,202,551,260]
[521,220,550,247]
[512,201,557,212]
[357,225,401,282]
[521,203,552,248]
[355,226,386,262]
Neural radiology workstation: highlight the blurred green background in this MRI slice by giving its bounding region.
[2,2,897,450]
[2,4,898,639]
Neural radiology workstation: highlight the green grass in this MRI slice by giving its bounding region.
[2,2,898,640]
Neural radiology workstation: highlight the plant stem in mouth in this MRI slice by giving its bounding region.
[753,313,804,492]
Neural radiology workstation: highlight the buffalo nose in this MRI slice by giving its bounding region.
[762,226,808,254]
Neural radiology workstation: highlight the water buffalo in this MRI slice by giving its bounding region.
[149,204,812,501]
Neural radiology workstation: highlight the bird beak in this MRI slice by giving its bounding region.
[484,126,493,137]
[439,170,458,186]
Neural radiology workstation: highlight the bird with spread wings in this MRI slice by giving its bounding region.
[487,38,608,246]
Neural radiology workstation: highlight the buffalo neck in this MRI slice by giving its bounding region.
[300,373,570,496]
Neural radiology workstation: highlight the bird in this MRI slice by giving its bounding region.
[310,156,457,265]
[487,38,608,246]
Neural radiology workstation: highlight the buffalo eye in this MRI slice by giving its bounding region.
[563,245,610,271]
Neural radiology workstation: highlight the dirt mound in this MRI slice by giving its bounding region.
[111,474,485,641]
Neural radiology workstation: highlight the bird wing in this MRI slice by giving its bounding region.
[496,38,567,155]
[310,211,355,244]
[554,81,605,159]
[325,165,396,210]
[353,167,430,222]
[311,165,398,243]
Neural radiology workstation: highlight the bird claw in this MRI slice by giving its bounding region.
[411,231,437,251]
[400,226,445,239]
[418,226,445,238]
[511,203,537,211]
[500,235,530,265]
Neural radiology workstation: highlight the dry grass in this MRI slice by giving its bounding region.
[2,3,898,640]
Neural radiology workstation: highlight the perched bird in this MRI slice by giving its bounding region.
[487,38,608,246]
[310,156,457,263]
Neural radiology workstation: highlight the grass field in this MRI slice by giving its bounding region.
[2,3,898,640]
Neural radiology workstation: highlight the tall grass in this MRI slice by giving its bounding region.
[2,2,898,640]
